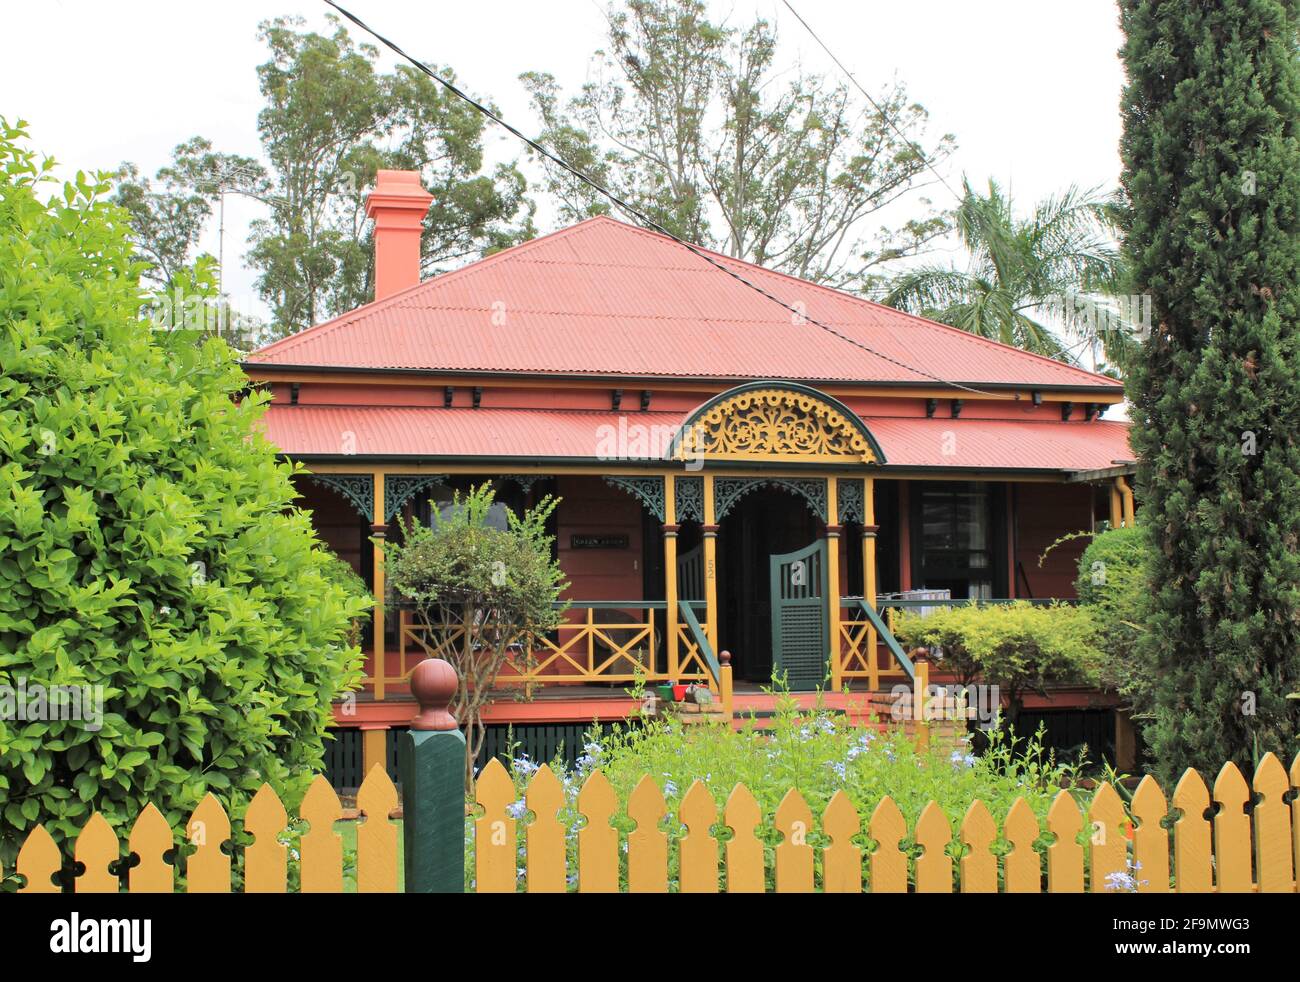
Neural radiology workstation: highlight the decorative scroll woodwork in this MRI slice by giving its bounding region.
[714,476,828,522]
[303,473,374,518]
[676,387,879,465]
[603,475,666,520]
[383,473,448,522]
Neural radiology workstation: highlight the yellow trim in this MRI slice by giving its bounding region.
[664,474,679,679]
[703,474,718,655]
[827,478,842,690]
[676,387,877,465]
[863,477,878,689]
[298,462,1074,483]
[372,470,386,701]
[362,727,387,776]
[1117,476,1135,526]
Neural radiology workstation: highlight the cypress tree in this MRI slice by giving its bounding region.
[1119,0,1300,778]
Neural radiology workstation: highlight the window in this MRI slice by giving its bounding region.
[914,483,1002,599]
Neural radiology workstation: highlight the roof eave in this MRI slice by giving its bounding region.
[242,360,1126,396]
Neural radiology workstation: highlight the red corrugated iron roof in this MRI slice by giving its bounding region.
[258,404,1133,473]
[247,217,1120,391]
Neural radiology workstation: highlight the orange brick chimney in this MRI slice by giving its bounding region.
[365,170,434,301]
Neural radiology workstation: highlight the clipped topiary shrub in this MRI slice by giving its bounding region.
[892,601,1103,724]
[0,119,368,883]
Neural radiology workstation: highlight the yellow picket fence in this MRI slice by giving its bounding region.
[10,770,400,894]
[473,752,1300,893]
[9,751,1300,893]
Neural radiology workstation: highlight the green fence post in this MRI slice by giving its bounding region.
[399,657,466,893]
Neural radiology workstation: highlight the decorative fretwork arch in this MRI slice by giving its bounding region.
[603,475,666,521]
[714,477,827,522]
[303,473,374,519]
[670,382,885,466]
[385,474,449,522]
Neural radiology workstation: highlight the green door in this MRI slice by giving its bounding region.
[769,539,829,690]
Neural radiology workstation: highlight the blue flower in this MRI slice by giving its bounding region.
[507,798,528,819]
[512,754,539,777]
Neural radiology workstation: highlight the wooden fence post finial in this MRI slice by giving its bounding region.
[718,650,734,722]
[399,657,467,893]
[910,647,932,749]
[410,657,458,731]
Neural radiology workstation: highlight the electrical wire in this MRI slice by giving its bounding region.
[322,0,995,395]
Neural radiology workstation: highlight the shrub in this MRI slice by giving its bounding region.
[0,119,368,884]
[468,696,1083,892]
[320,553,372,649]
[1075,525,1153,697]
[385,483,566,779]
[892,602,1103,723]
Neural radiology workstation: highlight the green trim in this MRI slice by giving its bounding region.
[603,475,666,520]
[678,600,721,685]
[853,600,914,680]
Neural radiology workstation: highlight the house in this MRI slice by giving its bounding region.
[242,170,1136,781]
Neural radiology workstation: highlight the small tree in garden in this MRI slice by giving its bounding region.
[893,602,1103,726]
[385,484,566,780]
[0,119,368,883]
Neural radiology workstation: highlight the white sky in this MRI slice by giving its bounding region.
[3,0,1126,322]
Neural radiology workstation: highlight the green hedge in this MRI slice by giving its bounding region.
[0,120,367,881]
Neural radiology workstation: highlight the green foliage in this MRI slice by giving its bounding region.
[1074,525,1154,697]
[884,177,1133,365]
[521,0,954,293]
[0,119,367,883]
[247,15,534,335]
[892,602,1103,720]
[1119,0,1300,778]
[319,554,372,649]
[385,483,566,775]
[469,699,1082,892]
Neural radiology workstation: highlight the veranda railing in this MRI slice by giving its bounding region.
[389,599,714,691]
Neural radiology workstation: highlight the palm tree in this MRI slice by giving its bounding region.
[883,178,1136,370]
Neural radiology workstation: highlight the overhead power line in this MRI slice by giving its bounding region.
[780,0,964,207]
[322,0,993,396]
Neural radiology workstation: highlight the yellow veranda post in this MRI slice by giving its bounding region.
[371,470,386,700]
[663,473,679,679]
[703,473,718,655]
[863,477,878,689]
[826,477,842,689]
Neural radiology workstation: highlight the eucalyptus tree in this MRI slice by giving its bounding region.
[247,15,534,336]
[522,0,955,292]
